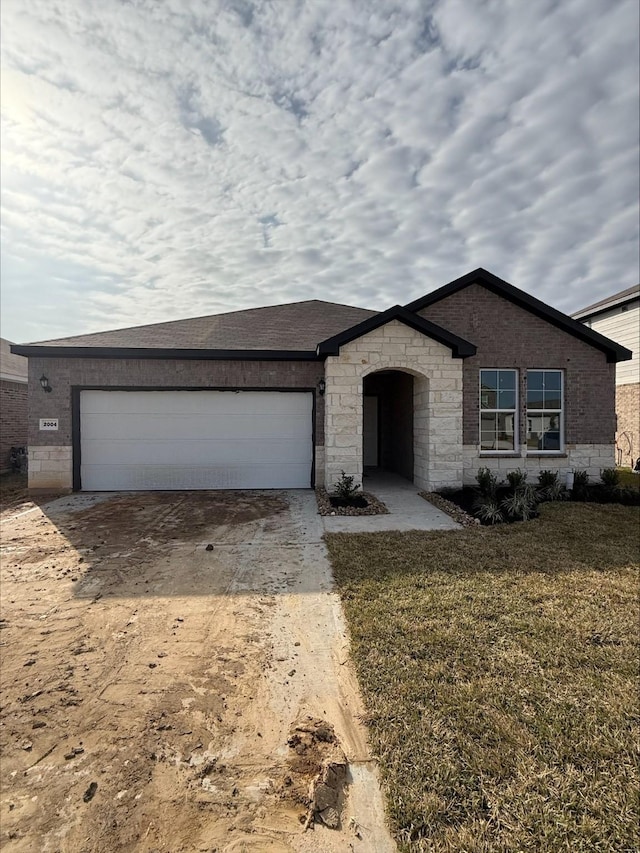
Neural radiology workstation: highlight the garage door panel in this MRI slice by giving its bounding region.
[81,391,310,416]
[81,412,311,441]
[80,390,313,490]
[81,438,312,466]
[81,463,312,492]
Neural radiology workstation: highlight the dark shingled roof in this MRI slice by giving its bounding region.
[24,299,377,352]
[11,270,633,364]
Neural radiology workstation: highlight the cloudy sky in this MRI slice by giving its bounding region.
[1,0,638,344]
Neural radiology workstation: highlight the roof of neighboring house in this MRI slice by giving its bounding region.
[10,269,633,363]
[571,284,640,321]
[405,268,633,363]
[0,338,28,382]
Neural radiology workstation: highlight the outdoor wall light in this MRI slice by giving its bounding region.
[318,378,326,397]
[39,374,52,393]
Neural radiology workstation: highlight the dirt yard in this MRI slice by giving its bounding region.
[0,486,394,853]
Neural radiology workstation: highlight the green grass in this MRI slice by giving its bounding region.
[616,468,640,489]
[326,502,640,852]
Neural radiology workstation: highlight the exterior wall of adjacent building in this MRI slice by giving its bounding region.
[0,339,28,472]
[323,320,463,491]
[418,284,617,484]
[581,297,639,468]
[27,357,325,492]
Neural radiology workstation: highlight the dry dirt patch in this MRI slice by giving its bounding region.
[0,490,394,853]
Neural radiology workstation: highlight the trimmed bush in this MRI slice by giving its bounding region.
[476,467,499,498]
[572,469,590,501]
[600,468,620,489]
[537,470,567,502]
[332,471,361,502]
[506,468,528,490]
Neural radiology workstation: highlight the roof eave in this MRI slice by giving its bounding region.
[10,345,322,362]
[572,291,640,321]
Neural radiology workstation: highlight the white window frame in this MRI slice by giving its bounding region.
[526,369,564,455]
[479,369,519,454]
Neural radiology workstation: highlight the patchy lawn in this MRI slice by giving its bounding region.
[326,502,640,853]
[618,467,640,489]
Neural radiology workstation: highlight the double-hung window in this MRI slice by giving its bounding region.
[526,370,563,452]
[480,369,517,452]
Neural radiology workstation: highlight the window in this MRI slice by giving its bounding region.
[480,369,517,452]
[527,370,563,452]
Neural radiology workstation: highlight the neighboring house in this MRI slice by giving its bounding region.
[0,338,28,472]
[11,268,632,493]
[573,285,640,469]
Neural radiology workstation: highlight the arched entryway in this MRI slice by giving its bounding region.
[363,369,416,481]
[322,318,464,491]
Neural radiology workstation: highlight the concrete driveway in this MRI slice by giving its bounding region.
[0,490,395,853]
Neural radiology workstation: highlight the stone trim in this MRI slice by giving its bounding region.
[462,443,615,485]
[28,446,73,492]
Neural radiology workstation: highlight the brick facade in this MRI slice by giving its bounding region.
[27,357,325,491]
[417,284,617,483]
[418,283,616,447]
[616,383,639,468]
[0,379,28,472]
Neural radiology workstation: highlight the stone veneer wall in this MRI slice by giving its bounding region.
[462,444,615,486]
[28,446,73,492]
[323,320,463,491]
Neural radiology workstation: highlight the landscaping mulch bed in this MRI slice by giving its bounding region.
[419,491,479,527]
[315,488,388,516]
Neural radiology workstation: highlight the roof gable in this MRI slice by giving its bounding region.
[317,305,476,358]
[405,268,633,363]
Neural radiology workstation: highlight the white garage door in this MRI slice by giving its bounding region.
[80,390,313,490]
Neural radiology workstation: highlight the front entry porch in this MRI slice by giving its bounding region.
[363,369,414,481]
[322,318,465,492]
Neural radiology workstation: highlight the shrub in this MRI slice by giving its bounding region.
[538,469,559,489]
[597,485,640,506]
[537,469,567,502]
[475,467,499,498]
[506,468,528,490]
[572,469,589,500]
[473,496,504,525]
[600,468,619,489]
[332,471,361,502]
[501,484,539,521]
[612,486,640,506]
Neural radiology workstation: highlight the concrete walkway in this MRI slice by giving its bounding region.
[322,470,461,532]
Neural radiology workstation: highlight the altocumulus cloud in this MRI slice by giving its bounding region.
[0,0,638,341]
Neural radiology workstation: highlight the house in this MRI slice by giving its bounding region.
[573,285,640,469]
[11,268,632,494]
[0,338,28,473]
